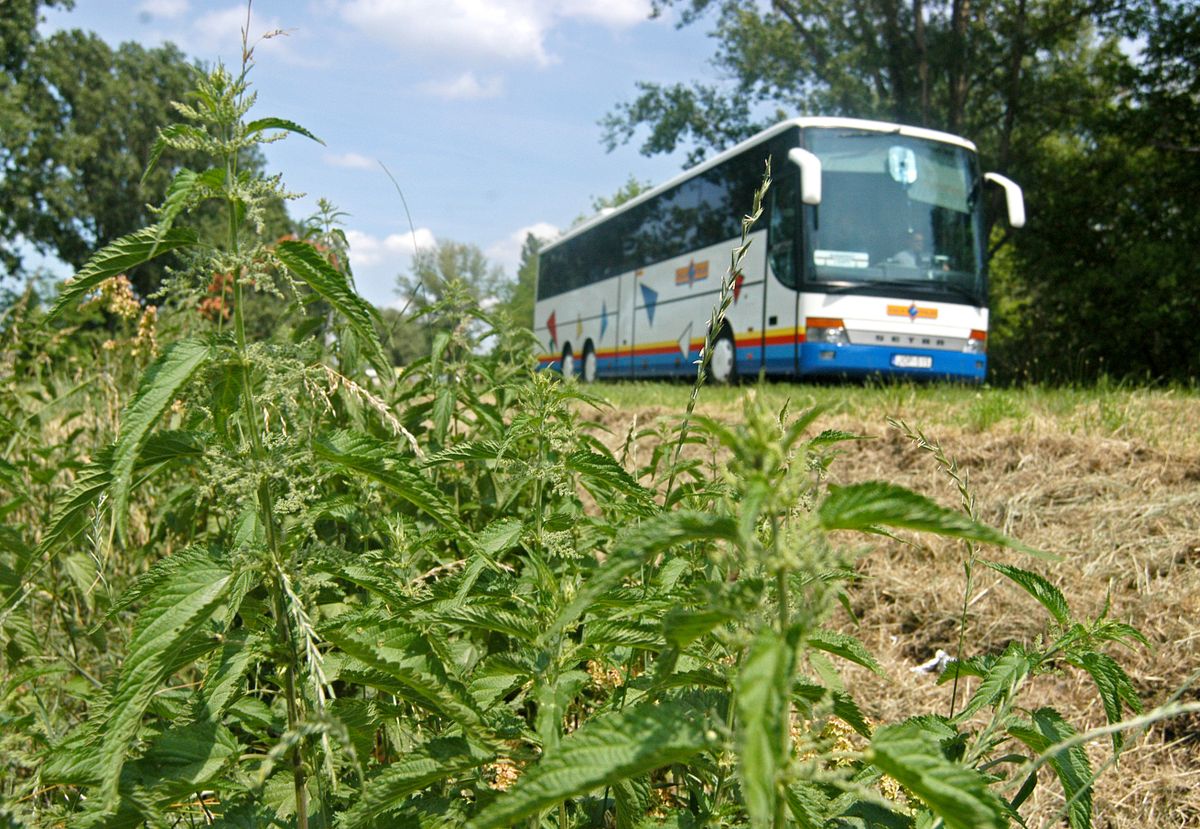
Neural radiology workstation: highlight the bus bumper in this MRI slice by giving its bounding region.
[798,343,986,382]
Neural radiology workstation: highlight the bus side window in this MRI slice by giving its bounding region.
[768,172,799,288]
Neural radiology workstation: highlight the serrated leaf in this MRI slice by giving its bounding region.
[584,618,662,649]
[614,776,653,829]
[46,226,199,322]
[566,449,655,506]
[245,116,323,144]
[1069,651,1141,753]
[343,737,491,828]
[97,547,236,806]
[819,481,1050,558]
[110,339,212,541]
[736,627,797,827]
[1009,709,1093,829]
[142,123,207,183]
[869,720,1006,829]
[549,510,738,638]
[275,240,388,377]
[325,624,500,750]
[313,430,464,534]
[982,559,1071,627]
[663,607,735,648]
[956,642,1030,722]
[465,698,711,829]
[807,628,885,676]
[475,518,524,557]
[197,630,255,721]
[152,168,199,254]
[423,440,504,466]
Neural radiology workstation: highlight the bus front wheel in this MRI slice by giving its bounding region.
[709,331,737,384]
[581,343,597,383]
[561,346,575,379]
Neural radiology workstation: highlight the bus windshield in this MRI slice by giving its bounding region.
[805,128,986,304]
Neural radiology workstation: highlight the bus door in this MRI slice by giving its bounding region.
[764,167,803,375]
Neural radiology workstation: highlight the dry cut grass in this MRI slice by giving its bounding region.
[595,383,1200,828]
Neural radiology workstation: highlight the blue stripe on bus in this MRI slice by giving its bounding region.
[541,342,985,382]
[797,343,985,382]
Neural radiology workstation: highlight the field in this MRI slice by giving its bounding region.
[595,381,1200,826]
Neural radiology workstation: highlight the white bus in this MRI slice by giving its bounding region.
[534,117,1025,383]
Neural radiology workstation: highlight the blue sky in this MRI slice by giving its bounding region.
[40,0,719,308]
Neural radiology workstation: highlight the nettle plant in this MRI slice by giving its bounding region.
[16,43,1147,829]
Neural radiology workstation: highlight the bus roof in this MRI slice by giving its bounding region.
[543,117,979,253]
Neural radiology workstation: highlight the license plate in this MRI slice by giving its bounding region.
[892,354,933,369]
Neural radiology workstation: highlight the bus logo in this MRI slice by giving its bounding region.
[675,259,709,287]
[888,303,938,320]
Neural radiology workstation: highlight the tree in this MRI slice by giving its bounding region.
[0,11,292,295]
[501,232,543,330]
[395,239,508,355]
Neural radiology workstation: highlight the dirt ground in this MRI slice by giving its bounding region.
[595,387,1200,828]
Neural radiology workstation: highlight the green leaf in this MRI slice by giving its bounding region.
[152,167,199,254]
[142,123,207,184]
[343,737,491,828]
[97,547,236,807]
[736,628,797,827]
[245,116,324,145]
[1009,709,1093,829]
[613,776,653,829]
[110,339,212,541]
[583,618,662,649]
[566,449,655,507]
[807,628,885,676]
[465,698,711,829]
[818,481,1051,558]
[956,642,1030,722]
[132,719,240,799]
[549,510,738,638]
[196,630,255,721]
[982,559,1071,627]
[325,624,500,750]
[36,452,112,555]
[275,240,388,377]
[475,517,524,557]
[663,607,735,648]
[313,430,464,534]
[46,226,199,322]
[1069,651,1141,754]
[869,720,1006,829]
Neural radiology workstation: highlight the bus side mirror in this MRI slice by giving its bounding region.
[984,172,1025,228]
[787,148,822,206]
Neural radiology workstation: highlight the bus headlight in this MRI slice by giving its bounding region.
[806,317,848,345]
[964,329,987,354]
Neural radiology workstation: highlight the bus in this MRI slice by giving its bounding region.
[533,117,1025,384]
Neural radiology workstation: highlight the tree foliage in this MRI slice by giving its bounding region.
[0,4,291,296]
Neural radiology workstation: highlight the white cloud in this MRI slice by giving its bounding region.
[419,72,505,100]
[186,5,293,60]
[556,0,651,27]
[137,0,190,21]
[337,0,653,66]
[486,221,559,272]
[345,227,436,268]
[325,152,377,170]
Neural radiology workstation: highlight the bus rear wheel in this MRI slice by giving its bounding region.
[561,346,575,379]
[709,330,737,384]
[581,344,597,383]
